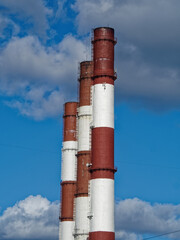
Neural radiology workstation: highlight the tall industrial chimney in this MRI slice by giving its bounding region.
[89,27,117,240]
[74,61,93,240]
[59,102,78,240]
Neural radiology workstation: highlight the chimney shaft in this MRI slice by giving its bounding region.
[89,27,117,240]
[59,102,78,240]
[74,61,93,240]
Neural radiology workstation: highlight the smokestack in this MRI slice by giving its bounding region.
[89,27,117,240]
[59,102,78,240]
[74,61,93,240]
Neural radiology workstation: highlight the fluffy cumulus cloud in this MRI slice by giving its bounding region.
[73,0,180,111]
[115,198,180,240]
[0,0,88,120]
[0,35,88,120]
[0,195,59,240]
[1,196,180,240]
[0,0,180,119]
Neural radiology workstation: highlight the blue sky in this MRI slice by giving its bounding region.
[0,0,180,240]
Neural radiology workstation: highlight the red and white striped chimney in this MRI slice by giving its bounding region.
[74,61,93,240]
[89,27,117,240]
[59,102,78,240]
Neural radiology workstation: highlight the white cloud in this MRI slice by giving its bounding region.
[55,0,68,19]
[116,56,180,111]
[0,195,59,239]
[1,196,180,240]
[5,89,64,120]
[74,0,180,47]
[73,0,180,111]
[115,198,180,240]
[0,0,51,38]
[0,15,20,39]
[116,230,140,240]
[0,35,88,119]
[1,0,180,118]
